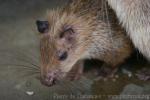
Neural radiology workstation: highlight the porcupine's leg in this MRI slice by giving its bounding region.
[67,60,84,81]
[136,68,150,81]
[94,63,119,81]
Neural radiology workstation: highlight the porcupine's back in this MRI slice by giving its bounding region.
[63,0,133,66]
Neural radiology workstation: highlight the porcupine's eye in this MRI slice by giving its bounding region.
[36,20,49,33]
[57,50,68,61]
[59,27,75,42]
[57,26,76,61]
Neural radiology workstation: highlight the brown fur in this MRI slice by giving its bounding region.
[107,0,150,60]
[39,0,133,82]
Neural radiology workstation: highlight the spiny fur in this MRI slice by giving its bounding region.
[107,0,150,60]
[40,0,133,76]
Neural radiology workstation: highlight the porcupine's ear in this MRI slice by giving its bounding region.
[36,20,49,33]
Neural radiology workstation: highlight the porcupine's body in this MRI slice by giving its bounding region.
[36,0,133,86]
[107,0,150,60]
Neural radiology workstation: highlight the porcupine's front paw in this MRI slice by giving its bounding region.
[95,63,118,81]
[136,68,150,81]
[67,61,84,81]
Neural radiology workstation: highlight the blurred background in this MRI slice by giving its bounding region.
[0,0,149,100]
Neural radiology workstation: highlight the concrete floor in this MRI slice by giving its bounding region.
[0,0,149,100]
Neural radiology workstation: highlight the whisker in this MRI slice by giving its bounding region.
[17,48,39,59]
[0,64,40,71]
[14,68,40,73]
[13,57,40,68]
[18,71,40,78]
[0,49,39,64]
[0,53,40,69]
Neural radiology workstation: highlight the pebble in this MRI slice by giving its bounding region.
[103,78,108,82]
[115,75,119,78]
[122,69,132,78]
[26,91,34,96]
[128,73,132,78]
[112,78,116,82]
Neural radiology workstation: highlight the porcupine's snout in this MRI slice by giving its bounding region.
[40,69,61,87]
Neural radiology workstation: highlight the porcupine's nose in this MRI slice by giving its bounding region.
[40,70,59,87]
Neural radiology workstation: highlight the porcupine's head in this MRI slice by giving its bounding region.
[36,9,95,86]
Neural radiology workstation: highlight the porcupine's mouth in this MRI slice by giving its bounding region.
[40,69,63,87]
